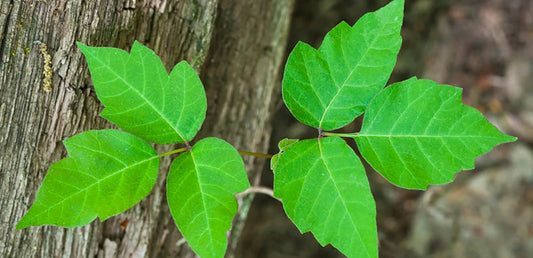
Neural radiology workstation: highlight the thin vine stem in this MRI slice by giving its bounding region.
[237,186,280,202]
[159,147,188,157]
[238,151,273,159]
[159,148,273,158]
[323,132,360,138]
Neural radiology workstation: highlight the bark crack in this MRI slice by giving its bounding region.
[146,8,157,43]
[0,0,15,71]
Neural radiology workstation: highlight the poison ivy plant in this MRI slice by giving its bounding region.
[275,0,515,257]
[17,42,248,258]
[16,0,517,258]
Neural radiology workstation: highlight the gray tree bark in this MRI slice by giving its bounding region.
[0,0,293,257]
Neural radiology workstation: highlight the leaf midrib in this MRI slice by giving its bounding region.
[318,27,386,129]
[357,134,507,139]
[85,50,187,143]
[317,139,371,258]
[188,149,216,247]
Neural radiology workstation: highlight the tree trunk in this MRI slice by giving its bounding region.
[0,0,293,257]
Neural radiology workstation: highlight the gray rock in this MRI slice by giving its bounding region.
[406,144,533,258]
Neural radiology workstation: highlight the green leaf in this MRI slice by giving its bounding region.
[167,137,249,258]
[16,130,159,229]
[274,137,377,258]
[282,0,404,130]
[77,41,207,144]
[356,77,517,189]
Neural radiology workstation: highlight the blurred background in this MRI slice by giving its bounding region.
[237,0,533,257]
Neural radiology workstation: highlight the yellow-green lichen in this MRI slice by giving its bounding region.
[39,43,52,92]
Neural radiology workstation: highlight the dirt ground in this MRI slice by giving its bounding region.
[236,0,533,257]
